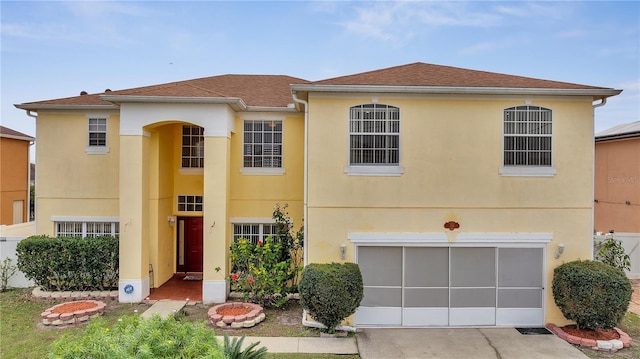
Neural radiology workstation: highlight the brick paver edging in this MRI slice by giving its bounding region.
[41,300,106,326]
[547,323,631,352]
[208,302,265,329]
[32,287,118,301]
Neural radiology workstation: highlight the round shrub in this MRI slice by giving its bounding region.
[552,260,632,330]
[299,262,363,332]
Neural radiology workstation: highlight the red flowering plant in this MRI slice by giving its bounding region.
[228,204,303,308]
[229,236,292,308]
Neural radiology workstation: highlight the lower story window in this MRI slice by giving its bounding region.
[56,221,120,238]
[233,223,278,245]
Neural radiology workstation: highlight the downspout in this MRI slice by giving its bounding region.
[591,97,608,259]
[291,91,356,332]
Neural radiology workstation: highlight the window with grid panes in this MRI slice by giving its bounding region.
[233,223,280,245]
[56,221,119,238]
[177,195,203,212]
[181,125,204,168]
[503,106,552,167]
[88,118,107,147]
[349,104,400,165]
[243,120,283,168]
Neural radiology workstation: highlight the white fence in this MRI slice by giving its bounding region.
[594,232,640,279]
[0,222,35,288]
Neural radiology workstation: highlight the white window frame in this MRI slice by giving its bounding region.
[345,103,404,176]
[240,117,285,175]
[230,218,280,245]
[500,105,556,177]
[177,195,203,212]
[52,216,120,238]
[85,116,109,154]
[180,125,204,172]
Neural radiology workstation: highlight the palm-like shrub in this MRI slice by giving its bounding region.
[552,260,632,330]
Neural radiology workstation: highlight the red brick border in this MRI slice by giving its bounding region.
[41,300,106,326]
[208,302,264,329]
[546,323,631,352]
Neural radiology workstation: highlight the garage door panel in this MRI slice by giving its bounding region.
[496,308,544,326]
[362,287,402,307]
[404,288,449,307]
[403,308,448,326]
[451,248,496,287]
[451,288,496,308]
[359,247,402,286]
[405,247,448,287]
[450,308,496,326]
[498,248,543,287]
[498,288,542,308]
[355,307,402,326]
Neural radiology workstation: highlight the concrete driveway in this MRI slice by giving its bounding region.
[357,328,588,359]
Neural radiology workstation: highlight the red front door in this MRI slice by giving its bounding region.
[177,217,203,272]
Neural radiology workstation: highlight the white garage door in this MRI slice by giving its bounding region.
[355,246,544,327]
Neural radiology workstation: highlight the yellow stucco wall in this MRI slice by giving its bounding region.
[305,95,595,326]
[35,112,120,235]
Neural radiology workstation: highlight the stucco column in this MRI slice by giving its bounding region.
[118,133,150,302]
[202,135,231,303]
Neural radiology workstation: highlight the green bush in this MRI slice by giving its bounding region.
[552,260,632,330]
[48,315,224,359]
[299,262,363,332]
[229,237,293,308]
[594,234,631,272]
[16,235,118,291]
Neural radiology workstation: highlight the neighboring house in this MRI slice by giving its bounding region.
[15,62,621,328]
[0,126,34,225]
[594,121,640,276]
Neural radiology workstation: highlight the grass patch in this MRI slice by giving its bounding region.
[1,288,358,359]
[581,311,640,359]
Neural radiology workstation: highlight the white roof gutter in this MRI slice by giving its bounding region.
[100,95,248,111]
[291,84,622,99]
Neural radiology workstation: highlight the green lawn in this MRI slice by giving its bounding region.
[581,312,640,359]
[0,288,359,359]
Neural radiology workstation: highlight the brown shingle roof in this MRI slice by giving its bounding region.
[0,126,34,141]
[18,74,310,108]
[312,62,609,89]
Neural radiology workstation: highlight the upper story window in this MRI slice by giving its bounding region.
[86,117,109,154]
[182,125,204,168]
[501,105,556,176]
[345,103,403,176]
[242,120,283,173]
[177,195,203,212]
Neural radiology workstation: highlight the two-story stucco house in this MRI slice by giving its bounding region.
[0,126,34,225]
[16,62,621,327]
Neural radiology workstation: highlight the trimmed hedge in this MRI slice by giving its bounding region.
[299,262,363,332]
[16,235,118,291]
[552,260,632,330]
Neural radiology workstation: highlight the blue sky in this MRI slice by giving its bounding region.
[2,1,638,140]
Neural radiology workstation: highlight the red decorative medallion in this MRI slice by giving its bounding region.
[444,221,460,231]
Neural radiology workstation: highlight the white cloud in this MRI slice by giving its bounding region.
[340,1,501,42]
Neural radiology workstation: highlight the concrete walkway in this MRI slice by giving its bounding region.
[141,300,187,319]
[357,328,588,359]
[216,336,358,354]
